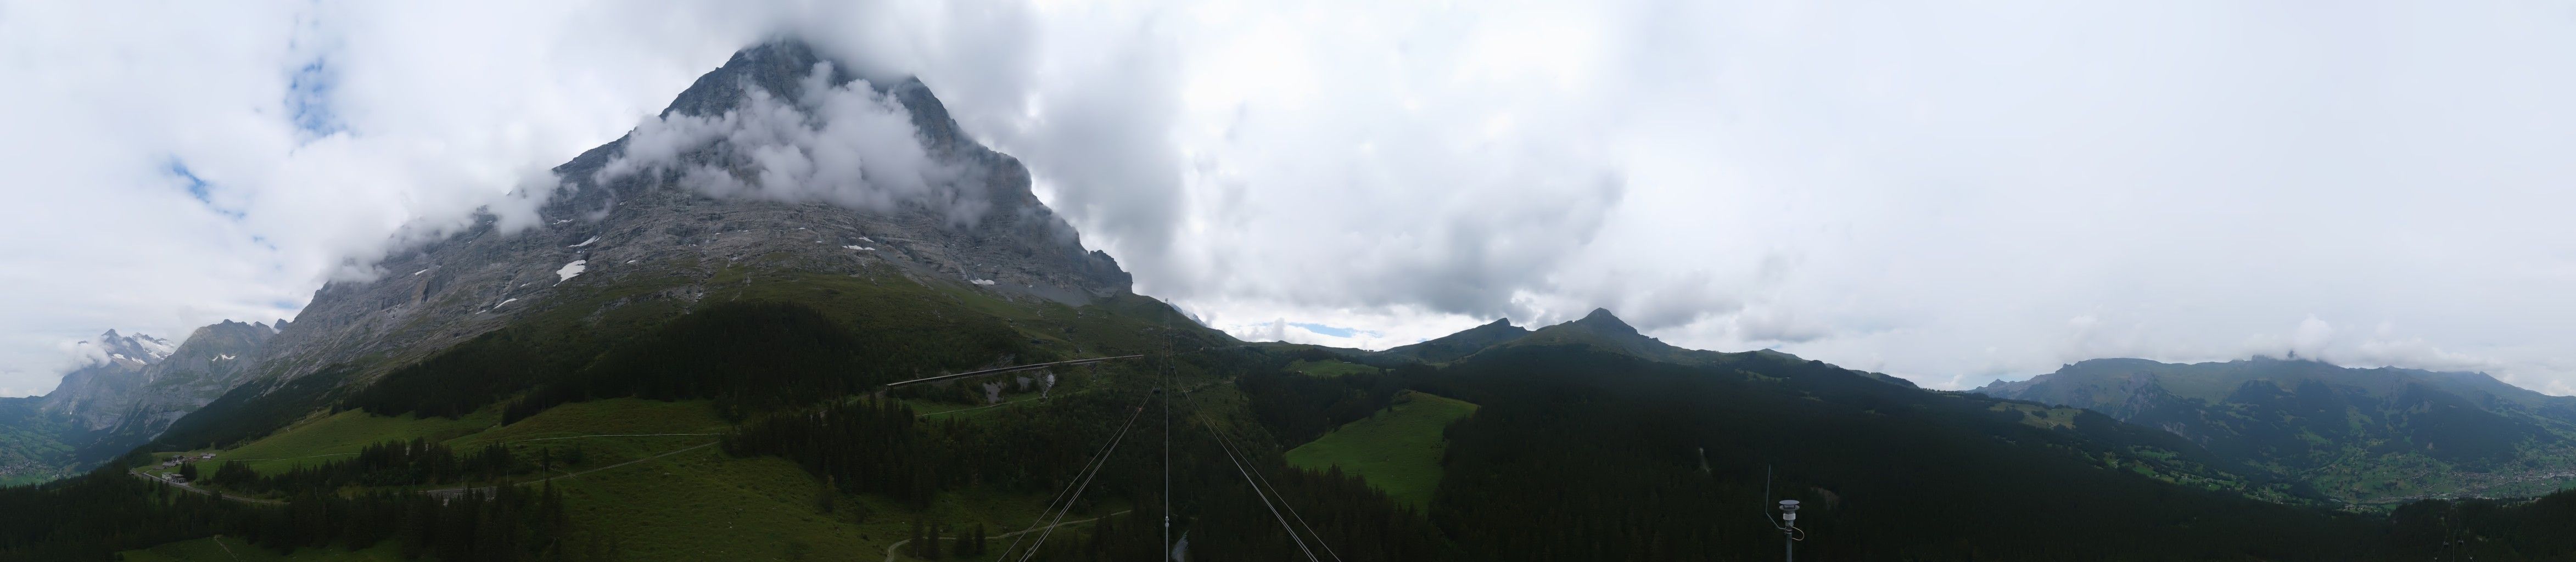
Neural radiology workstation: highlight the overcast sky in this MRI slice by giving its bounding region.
[2,1,2572,396]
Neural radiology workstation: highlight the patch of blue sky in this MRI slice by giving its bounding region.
[167,160,212,203]
[1290,322,1378,338]
[166,159,244,220]
[287,58,344,138]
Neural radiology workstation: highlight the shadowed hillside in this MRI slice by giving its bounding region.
[1976,357,2576,504]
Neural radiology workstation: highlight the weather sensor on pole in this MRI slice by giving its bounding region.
[1762,467,1806,562]
[1778,500,1801,561]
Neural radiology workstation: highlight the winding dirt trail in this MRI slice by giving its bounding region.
[422,441,718,500]
[126,470,287,505]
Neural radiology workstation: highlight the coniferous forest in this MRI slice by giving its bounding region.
[3,300,2575,561]
[0,452,589,561]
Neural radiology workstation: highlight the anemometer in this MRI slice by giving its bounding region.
[1763,467,1807,561]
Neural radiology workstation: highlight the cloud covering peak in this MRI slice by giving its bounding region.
[594,59,983,226]
[4,1,2576,398]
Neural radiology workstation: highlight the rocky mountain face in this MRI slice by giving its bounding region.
[248,40,1132,392]
[0,321,276,481]
[33,330,170,430]
[1973,357,2576,504]
[2,40,1134,479]
[92,38,1206,465]
[76,320,280,460]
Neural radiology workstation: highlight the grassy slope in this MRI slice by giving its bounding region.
[444,398,725,448]
[125,397,1087,562]
[117,268,1209,560]
[134,408,498,480]
[219,409,497,474]
[1282,391,1478,509]
[523,271,1199,561]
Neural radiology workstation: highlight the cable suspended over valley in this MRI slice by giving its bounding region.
[1200,412,1341,562]
[1214,418,1343,562]
[891,344,1349,562]
[882,355,1146,388]
[994,394,1150,562]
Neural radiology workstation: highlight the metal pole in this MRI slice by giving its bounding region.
[1163,355,1171,560]
[1162,327,1173,561]
[1777,498,1800,562]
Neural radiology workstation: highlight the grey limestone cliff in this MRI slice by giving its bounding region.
[248,40,1133,394]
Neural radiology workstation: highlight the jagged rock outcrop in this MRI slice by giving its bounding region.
[34,329,170,430]
[77,320,279,460]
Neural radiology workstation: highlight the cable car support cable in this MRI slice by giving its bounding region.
[1199,413,1324,562]
[1011,400,1149,562]
[993,396,1149,561]
[884,355,1147,388]
[1206,420,1343,562]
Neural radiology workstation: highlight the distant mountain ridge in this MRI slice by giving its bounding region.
[34,330,171,429]
[1376,308,1919,388]
[1379,318,1527,363]
[1973,357,2576,504]
[0,321,277,482]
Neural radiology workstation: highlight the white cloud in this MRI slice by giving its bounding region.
[596,61,979,226]
[4,1,2576,398]
[0,1,778,393]
[2289,316,2337,361]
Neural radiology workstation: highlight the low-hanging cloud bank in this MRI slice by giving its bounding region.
[3,1,2574,397]
[595,61,987,227]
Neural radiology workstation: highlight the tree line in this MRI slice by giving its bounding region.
[0,453,596,561]
[1414,343,2388,561]
[337,300,1046,426]
[2387,490,2576,560]
[201,438,531,494]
